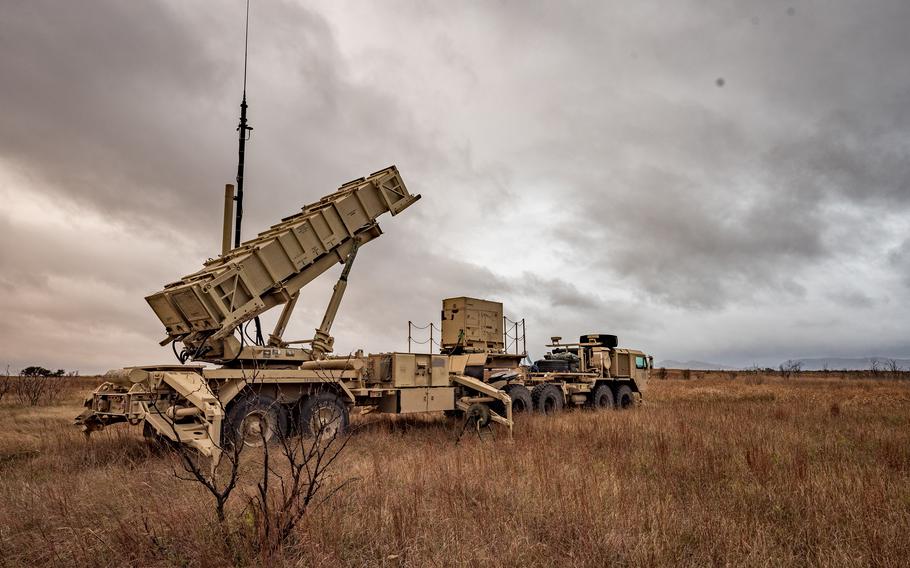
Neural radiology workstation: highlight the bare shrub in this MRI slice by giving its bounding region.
[163,368,353,561]
[870,358,882,378]
[779,360,802,380]
[656,367,668,380]
[13,373,65,406]
[251,407,354,558]
[681,368,692,380]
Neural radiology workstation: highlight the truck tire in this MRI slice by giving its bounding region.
[613,384,634,409]
[532,383,564,415]
[225,393,288,447]
[579,334,618,348]
[298,391,349,439]
[535,359,570,373]
[493,384,533,416]
[589,383,614,410]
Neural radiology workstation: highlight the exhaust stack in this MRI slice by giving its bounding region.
[222,184,234,256]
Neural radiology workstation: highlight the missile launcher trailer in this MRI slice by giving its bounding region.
[76,166,651,459]
[76,167,515,461]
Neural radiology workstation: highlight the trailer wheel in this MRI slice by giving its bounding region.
[492,384,533,416]
[614,384,634,409]
[299,392,349,439]
[532,383,564,415]
[226,393,288,447]
[589,384,614,410]
[505,384,533,414]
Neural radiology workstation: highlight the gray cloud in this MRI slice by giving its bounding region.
[1,0,909,372]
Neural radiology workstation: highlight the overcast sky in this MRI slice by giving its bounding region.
[2,0,909,373]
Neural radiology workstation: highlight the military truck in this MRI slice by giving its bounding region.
[75,167,651,460]
[434,297,652,417]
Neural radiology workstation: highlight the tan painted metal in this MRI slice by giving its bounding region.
[74,162,650,457]
[146,166,420,362]
[441,297,505,353]
[222,184,234,256]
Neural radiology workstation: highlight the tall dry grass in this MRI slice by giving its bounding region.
[0,374,908,567]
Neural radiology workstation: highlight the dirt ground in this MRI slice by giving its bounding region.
[0,372,908,567]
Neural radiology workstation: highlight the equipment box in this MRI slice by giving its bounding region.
[385,387,455,413]
[441,297,504,352]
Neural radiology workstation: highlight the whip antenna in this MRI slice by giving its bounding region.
[234,0,253,249]
[233,0,264,345]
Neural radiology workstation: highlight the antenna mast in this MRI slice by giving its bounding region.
[233,0,253,248]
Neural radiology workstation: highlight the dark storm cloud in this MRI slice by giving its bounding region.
[0,1,229,223]
[0,0,442,238]
[528,1,910,309]
[2,0,909,372]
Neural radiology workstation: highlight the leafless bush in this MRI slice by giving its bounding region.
[656,367,668,380]
[681,369,692,380]
[252,406,354,557]
[884,359,902,373]
[164,368,353,560]
[12,373,65,406]
[779,360,802,380]
[870,358,882,378]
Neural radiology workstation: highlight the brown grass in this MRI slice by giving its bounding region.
[1,374,909,567]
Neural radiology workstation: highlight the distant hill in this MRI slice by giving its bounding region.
[785,357,910,371]
[657,360,739,370]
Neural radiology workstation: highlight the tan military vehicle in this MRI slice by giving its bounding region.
[436,297,652,416]
[75,167,651,459]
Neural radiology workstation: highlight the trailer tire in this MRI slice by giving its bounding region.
[225,393,288,447]
[532,383,564,415]
[589,384,614,410]
[492,384,533,416]
[535,359,570,373]
[298,392,349,439]
[614,384,634,409]
[505,384,533,414]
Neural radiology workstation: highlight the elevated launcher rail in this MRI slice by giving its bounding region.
[145,166,420,363]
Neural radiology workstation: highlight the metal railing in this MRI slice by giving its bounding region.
[407,321,441,354]
[503,316,526,356]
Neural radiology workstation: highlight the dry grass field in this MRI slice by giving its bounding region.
[1,373,909,567]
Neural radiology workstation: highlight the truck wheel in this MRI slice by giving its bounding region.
[589,384,614,410]
[299,392,349,439]
[492,384,533,416]
[535,359,570,372]
[505,384,533,414]
[614,385,634,409]
[532,383,564,415]
[226,393,288,447]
